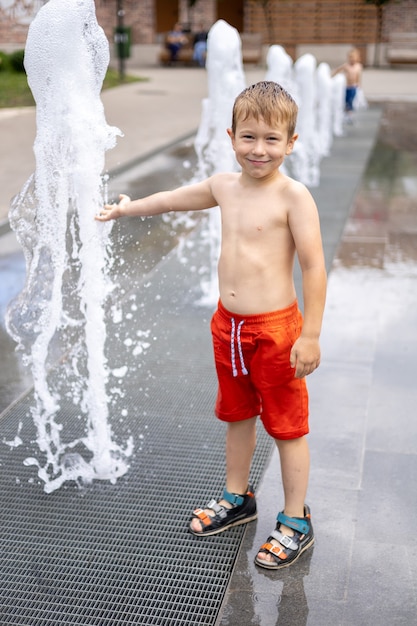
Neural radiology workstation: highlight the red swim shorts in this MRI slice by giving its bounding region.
[211,300,309,440]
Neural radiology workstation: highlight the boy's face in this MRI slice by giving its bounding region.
[227,115,297,180]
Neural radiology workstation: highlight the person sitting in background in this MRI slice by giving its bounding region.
[193,25,208,67]
[166,23,188,63]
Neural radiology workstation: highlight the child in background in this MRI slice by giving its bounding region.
[333,48,364,122]
[96,81,327,569]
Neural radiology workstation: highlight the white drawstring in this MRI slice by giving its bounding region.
[230,318,248,377]
[230,318,238,377]
[236,320,248,375]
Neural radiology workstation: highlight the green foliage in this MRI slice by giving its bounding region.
[0,62,144,108]
[0,51,11,72]
[102,68,144,89]
[0,49,26,73]
[0,70,34,107]
[8,49,26,73]
[0,50,31,106]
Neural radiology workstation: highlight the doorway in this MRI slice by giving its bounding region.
[155,0,178,35]
[217,0,244,32]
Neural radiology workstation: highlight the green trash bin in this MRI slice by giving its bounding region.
[114,26,131,59]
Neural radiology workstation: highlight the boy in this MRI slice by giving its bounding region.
[332,48,363,118]
[96,81,327,569]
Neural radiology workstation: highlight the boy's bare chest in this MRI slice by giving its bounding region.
[221,198,288,239]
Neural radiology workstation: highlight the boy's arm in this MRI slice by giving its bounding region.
[95,178,218,222]
[331,62,346,77]
[288,184,327,379]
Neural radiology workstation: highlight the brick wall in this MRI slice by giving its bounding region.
[178,0,215,32]
[0,0,415,49]
[245,0,416,45]
[383,0,417,37]
[0,0,44,47]
[95,1,154,44]
[0,0,158,47]
[95,0,215,44]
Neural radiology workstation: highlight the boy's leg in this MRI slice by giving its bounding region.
[276,435,310,520]
[256,435,310,564]
[225,416,257,494]
[189,417,257,533]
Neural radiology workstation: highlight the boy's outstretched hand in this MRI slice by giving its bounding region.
[95,194,131,222]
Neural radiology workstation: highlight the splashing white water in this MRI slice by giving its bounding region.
[6,0,133,493]
[266,48,346,186]
[316,62,334,158]
[193,20,246,306]
[292,54,320,187]
[332,73,347,137]
[265,45,298,97]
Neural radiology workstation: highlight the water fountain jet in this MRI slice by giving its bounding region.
[6,0,133,493]
[193,20,246,306]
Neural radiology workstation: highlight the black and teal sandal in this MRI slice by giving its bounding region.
[189,486,257,536]
[255,504,314,569]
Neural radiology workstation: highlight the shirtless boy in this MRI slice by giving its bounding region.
[96,81,327,569]
[333,47,363,114]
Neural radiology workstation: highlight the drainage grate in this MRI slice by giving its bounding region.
[0,234,274,625]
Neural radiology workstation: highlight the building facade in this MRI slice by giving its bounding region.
[0,0,416,61]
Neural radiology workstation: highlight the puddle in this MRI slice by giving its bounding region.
[336,102,417,271]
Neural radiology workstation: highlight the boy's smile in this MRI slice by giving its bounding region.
[228,116,297,180]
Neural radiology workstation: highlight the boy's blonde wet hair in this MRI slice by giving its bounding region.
[231,81,298,138]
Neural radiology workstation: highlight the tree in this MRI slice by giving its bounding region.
[364,0,394,66]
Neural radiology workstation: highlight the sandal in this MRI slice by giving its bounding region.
[189,486,257,536]
[255,504,314,569]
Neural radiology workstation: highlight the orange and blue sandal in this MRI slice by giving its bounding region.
[189,486,257,536]
[255,504,314,569]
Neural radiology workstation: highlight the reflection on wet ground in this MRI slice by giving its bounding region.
[337,103,417,272]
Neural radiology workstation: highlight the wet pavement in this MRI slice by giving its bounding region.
[221,101,417,625]
[0,64,417,625]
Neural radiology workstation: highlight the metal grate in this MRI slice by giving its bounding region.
[0,229,274,625]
